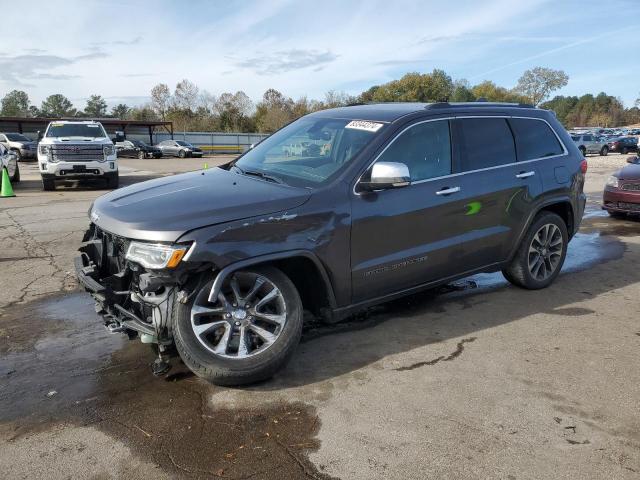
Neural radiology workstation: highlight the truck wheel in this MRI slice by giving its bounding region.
[105,172,119,189]
[578,146,586,157]
[173,266,303,386]
[600,146,608,156]
[42,177,55,191]
[502,211,568,290]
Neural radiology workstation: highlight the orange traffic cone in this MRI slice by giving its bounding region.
[1,167,15,197]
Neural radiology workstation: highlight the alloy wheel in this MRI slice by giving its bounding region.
[527,223,564,281]
[190,272,287,358]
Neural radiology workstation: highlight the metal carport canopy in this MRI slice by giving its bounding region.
[0,116,173,144]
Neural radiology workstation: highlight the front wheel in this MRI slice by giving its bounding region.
[105,172,119,189]
[173,266,303,386]
[600,146,608,156]
[178,149,186,158]
[502,212,568,290]
[6,158,19,182]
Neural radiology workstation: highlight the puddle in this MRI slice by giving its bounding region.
[0,293,335,479]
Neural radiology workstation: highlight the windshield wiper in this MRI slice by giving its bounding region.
[237,167,284,184]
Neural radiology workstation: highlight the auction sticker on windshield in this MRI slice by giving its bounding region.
[345,120,384,132]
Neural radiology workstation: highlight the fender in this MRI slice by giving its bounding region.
[207,249,337,308]
[507,195,575,261]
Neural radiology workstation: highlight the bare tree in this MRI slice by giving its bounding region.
[150,83,171,120]
[515,67,569,106]
[174,79,199,111]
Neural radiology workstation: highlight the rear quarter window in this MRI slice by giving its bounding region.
[456,118,516,171]
[509,118,564,161]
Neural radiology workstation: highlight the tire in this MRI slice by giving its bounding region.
[11,163,20,183]
[621,147,628,155]
[600,146,608,156]
[42,177,55,191]
[13,150,22,162]
[578,146,586,157]
[502,211,568,290]
[138,150,145,159]
[173,266,303,386]
[607,210,626,219]
[178,149,186,158]
[105,172,119,189]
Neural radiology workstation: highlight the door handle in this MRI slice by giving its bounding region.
[436,186,461,195]
[516,171,535,179]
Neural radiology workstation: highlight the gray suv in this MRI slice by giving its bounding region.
[0,132,37,161]
[571,133,609,156]
[76,102,587,385]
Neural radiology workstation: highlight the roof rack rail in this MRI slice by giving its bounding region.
[425,102,535,110]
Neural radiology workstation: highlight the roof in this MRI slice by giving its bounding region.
[310,102,537,123]
[0,116,171,127]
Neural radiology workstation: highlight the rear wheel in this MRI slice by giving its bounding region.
[138,150,145,159]
[579,146,586,157]
[600,146,609,156]
[502,212,568,290]
[621,147,629,155]
[13,150,22,162]
[174,266,303,386]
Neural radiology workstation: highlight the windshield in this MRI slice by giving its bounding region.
[176,141,194,147]
[234,117,382,187]
[131,139,148,147]
[46,123,107,138]
[6,133,31,142]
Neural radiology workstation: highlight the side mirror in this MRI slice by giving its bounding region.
[626,156,640,165]
[359,162,410,192]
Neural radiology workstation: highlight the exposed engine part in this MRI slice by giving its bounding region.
[140,333,157,344]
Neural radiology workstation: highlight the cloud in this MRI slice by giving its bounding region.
[89,36,142,48]
[233,49,338,75]
[0,51,108,87]
[119,73,156,78]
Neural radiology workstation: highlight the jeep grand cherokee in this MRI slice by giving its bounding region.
[76,102,587,385]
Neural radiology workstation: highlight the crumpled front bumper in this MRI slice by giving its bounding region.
[74,238,157,337]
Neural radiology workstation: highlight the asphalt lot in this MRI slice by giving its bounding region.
[0,153,639,479]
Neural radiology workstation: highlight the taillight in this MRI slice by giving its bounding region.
[580,159,588,174]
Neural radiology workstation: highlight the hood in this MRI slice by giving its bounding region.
[617,163,640,181]
[41,137,112,145]
[91,167,311,242]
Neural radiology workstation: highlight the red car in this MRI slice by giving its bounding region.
[603,156,640,216]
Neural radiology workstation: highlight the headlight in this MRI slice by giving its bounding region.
[103,145,115,157]
[606,176,619,188]
[125,242,188,269]
[39,144,50,155]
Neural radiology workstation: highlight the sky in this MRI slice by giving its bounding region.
[0,0,638,110]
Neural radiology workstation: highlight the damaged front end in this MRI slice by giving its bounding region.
[74,224,206,347]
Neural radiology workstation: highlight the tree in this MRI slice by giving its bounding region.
[214,91,254,132]
[1,90,31,117]
[150,83,171,120]
[128,104,158,121]
[173,79,199,111]
[84,94,108,117]
[365,70,454,103]
[254,88,294,133]
[40,94,76,117]
[471,81,528,103]
[111,103,130,119]
[515,67,569,106]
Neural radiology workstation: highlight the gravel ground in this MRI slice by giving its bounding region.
[0,153,638,479]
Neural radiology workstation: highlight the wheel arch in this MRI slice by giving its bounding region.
[207,250,337,317]
[508,197,576,261]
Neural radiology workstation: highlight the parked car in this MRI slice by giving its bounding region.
[0,143,20,182]
[571,133,609,156]
[38,120,118,191]
[607,136,638,154]
[116,139,162,159]
[157,140,203,158]
[76,102,586,386]
[0,132,37,161]
[603,155,640,216]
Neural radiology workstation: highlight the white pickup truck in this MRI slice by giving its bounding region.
[37,120,118,191]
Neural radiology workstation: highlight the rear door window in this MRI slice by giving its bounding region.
[377,120,451,182]
[509,118,564,161]
[456,118,516,171]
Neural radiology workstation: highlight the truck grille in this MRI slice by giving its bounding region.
[51,144,104,162]
[621,182,640,192]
